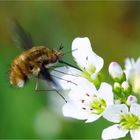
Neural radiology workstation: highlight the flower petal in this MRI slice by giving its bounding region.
[89,51,104,73]
[50,66,82,90]
[130,103,140,117]
[124,58,135,80]
[86,114,102,123]
[72,37,92,69]
[125,58,135,71]
[62,102,88,120]
[102,124,129,140]
[124,57,140,94]
[72,37,104,73]
[98,82,114,106]
[135,57,140,72]
[68,77,97,101]
[130,129,140,140]
[103,104,128,123]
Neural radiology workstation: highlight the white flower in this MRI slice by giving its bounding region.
[125,57,140,93]
[62,82,113,123]
[72,37,104,85]
[102,103,140,140]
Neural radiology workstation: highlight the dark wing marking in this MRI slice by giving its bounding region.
[39,64,58,88]
[11,19,34,50]
[38,65,67,102]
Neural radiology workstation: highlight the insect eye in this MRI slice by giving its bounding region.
[52,54,58,63]
[44,60,49,64]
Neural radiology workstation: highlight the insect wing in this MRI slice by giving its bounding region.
[11,20,34,50]
[40,64,59,88]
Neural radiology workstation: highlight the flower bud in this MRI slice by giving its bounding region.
[121,81,131,96]
[113,82,124,99]
[114,99,121,104]
[109,62,126,82]
[113,82,121,94]
[126,95,137,106]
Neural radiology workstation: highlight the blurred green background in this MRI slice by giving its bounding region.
[0,1,140,139]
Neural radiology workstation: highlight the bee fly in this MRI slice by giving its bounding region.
[9,20,78,102]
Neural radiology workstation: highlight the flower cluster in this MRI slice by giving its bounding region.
[51,37,140,140]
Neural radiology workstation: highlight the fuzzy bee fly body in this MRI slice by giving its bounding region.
[10,46,63,87]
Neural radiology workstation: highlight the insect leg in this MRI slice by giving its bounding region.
[52,69,81,77]
[35,74,40,91]
[50,74,78,86]
[35,65,67,102]
[35,77,67,103]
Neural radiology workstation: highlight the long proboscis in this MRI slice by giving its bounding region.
[59,60,81,71]
[58,48,80,70]
[63,48,78,56]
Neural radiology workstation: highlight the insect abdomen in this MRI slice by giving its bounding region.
[10,55,28,87]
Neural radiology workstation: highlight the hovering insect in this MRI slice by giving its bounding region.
[9,20,76,93]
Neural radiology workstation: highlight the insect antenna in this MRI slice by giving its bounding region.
[58,43,64,50]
